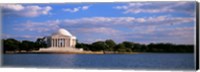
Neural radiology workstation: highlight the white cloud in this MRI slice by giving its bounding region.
[62,16,194,26]
[114,2,194,14]
[114,3,150,10]
[14,20,60,33]
[1,4,52,17]
[122,26,195,44]
[167,27,194,37]
[14,16,194,34]
[1,4,24,11]
[63,5,90,13]
[124,8,173,14]
[13,16,195,44]
[82,6,90,10]
[76,27,121,35]
[133,26,157,34]
[63,7,80,13]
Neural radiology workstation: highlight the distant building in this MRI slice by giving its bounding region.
[39,28,83,52]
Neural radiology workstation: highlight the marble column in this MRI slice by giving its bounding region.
[69,38,71,47]
[60,39,61,47]
[70,39,71,47]
[55,39,57,47]
[56,39,58,47]
[57,38,59,47]
[56,39,57,47]
[62,38,64,47]
[52,39,53,47]
[54,39,55,47]
[53,39,55,47]
[72,39,74,47]
[74,39,76,47]
[67,39,68,47]
[64,39,65,47]
[61,39,62,47]
[73,39,74,47]
[63,39,65,47]
[71,39,72,47]
[51,39,54,47]
[60,39,62,47]
[57,38,60,47]
[73,39,75,47]
[53,39,56,47]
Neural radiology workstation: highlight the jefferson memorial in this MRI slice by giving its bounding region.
[39,28,83,52]
[47,28,76,48]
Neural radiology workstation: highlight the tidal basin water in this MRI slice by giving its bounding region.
[2,53,194,70]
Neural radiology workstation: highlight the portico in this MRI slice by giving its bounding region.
[50,37,76,48]
[46,28,76,48]
[51,38,66,47]
[39,28,83,52]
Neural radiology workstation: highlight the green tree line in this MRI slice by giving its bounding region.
[3,38,47,53]
[2,38,194,53]
[76,39,194,53]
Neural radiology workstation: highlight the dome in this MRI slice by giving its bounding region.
[72,36,76,39]
[53,28,73,36]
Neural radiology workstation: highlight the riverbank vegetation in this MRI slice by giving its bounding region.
[76,39,194,53]
[2,38,194,54]
[3,38,47,53]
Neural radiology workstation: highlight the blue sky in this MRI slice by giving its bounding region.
[1,2,196,44]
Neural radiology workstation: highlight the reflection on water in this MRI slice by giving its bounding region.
[2,53,194,70]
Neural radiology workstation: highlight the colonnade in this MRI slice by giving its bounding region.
[51,38,68,47]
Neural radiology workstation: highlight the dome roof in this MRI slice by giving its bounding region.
[53,28,73,36]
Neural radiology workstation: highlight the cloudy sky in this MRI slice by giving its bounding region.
[1,2,196,44]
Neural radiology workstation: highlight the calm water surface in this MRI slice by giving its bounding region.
[2,53,194,70]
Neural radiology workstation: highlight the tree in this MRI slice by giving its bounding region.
[147,43,155,52]
[35,37,47,49]
[114,43,131,52]
[122,41,134,52]
[75,39,83,48]
[76,43,92,50]
[139,44,148,52]
[133,43,142,52]
[3,38,21,52]
[75,39,92,50]
[122,41,134,48]
[105,39,116,51]
[92,41,108,51]
[21,40,35,51]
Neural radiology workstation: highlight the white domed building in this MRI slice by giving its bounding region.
[39,28,83,52]
[47,28,76,48]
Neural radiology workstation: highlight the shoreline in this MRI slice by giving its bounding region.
[3,51,193,54]
[3,50,142,54]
